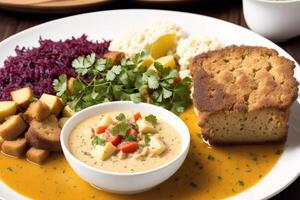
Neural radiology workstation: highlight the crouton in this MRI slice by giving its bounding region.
[67,77,76,95]
[39,94,64,116]
[0,136,4,148]
[23,101,51,122]
[0,101,17,123]
[0,115,28,140]
[10,87,33,109]
[26,147,50,165]
[1,138,27,158]
[26,115,61,151]
[58,117,69,128]
[103,51,125,65]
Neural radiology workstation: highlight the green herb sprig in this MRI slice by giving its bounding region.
[53,51,192,114]
[145,114,157,125]
[92,136,106,146]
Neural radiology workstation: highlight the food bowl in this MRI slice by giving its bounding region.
[243,0,300,42]
[60,101,190,194]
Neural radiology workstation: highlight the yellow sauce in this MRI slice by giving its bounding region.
[0,107,284,200]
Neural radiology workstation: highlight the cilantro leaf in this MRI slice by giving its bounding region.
[52,74,67,97]
[94,59,106,72]
[111,122,131,136]
[83,53,96,68]
[54,51,192,116]
[106,70,116,81]
[132,50,149,65]
[116,113,126,121]
[148,75,159,89]
[145,114,157,125]
[162,88,173,99]
[130,93,142,103]
[92,136,106,146]
[72,56,85,69]
[111,65,122,75]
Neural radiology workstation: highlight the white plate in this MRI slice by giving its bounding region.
[0,9,299,200]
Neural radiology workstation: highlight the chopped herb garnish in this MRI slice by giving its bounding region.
[145,114,157,125]
[144,134,151,145]
[250,153,258,161]
[112,122,131,136]
[217,176,222,180]
[124,135,136,141]
[92,136,106,146]
[197,133,202,139]
[82,151,91,156]
[116,113,126,121]
[238,180,245,186]
[6,167,13,172]
[208,155,215,161]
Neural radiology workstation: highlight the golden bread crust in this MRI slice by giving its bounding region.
[191,45,298,145]
[191,45,298,114]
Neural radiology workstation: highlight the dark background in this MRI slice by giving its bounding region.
[0,0,299,199]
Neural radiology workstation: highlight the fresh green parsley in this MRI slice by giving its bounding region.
[145,114,157,125]
[124,135,136,141]
[144,134,151,146]
[116,113,126,121]
[53,51,192,114]
[92,136,106,146]
[82,151,92,156]
[52,74,68,102]
[208,155,215,161]
[111,122,131,136]
[6,167,13,172]
[238,180,245,186]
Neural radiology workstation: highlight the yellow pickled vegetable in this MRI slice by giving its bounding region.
[151,55,176,69]
[138,56,154,68]
[149,33,177,59]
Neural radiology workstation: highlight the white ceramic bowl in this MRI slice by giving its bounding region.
[60,101,190,194]
[243,0,300,42]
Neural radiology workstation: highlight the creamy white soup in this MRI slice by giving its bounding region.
[69,111,182,173]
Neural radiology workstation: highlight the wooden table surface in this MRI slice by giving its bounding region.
[0,1,299,199]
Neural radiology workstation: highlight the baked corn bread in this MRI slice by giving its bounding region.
[191,45,298,145]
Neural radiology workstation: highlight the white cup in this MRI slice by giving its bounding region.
[243,0,300,42]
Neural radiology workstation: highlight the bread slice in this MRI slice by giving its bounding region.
[191,45,298,145]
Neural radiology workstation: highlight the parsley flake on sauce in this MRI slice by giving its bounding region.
[238,180,245,186]
[144,134,151,146]
[208,155,215,161]
[116,113,126,121]
[92,136,106,146]
[124,135,136,141]
[145,114,157,125]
